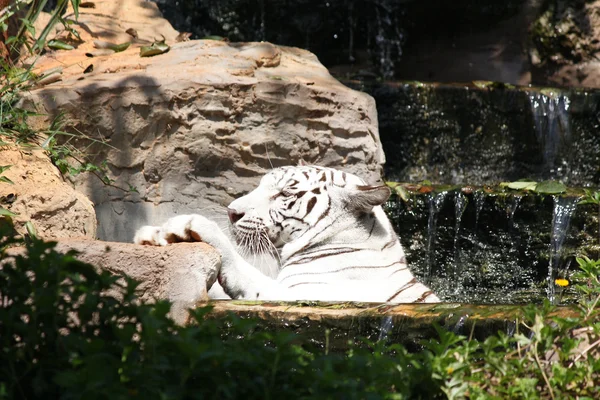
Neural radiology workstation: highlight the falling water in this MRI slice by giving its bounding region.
[547,196,578,303]
[506,320,516,338]
[378,316,394,342]
[453,192,468,292]
[373,2,403,79]
[452,315,469,334]
[528,92,572,179]
[506,196,522,231]
[474,191,486,228]
[425,192,447,282]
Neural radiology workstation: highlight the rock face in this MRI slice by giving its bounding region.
[23,0,384,242]
[53,239,220,325]
[0,146,97,240]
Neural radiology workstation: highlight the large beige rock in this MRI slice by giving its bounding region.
[21,0,384,243]
[53,239,220,325]
[0,146,96,239]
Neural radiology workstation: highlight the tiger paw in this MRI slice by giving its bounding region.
[161,214,206,243]
[133,215,201,246]
[133,225,168,246]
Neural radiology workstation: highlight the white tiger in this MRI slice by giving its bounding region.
[134,165,439,303]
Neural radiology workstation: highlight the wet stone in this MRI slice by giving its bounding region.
[347,81,600,186]
[385,187,599,304]
[206,301,578,351]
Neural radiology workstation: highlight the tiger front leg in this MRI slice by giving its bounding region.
[135,214,283,300]
[178,215,284,300]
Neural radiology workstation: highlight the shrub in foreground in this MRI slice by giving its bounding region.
[1,230,600,399]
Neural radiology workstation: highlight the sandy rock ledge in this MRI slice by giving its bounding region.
[0,146,97,240]
[54,239,220,325]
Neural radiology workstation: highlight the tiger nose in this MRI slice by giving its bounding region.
[227,207,245,224]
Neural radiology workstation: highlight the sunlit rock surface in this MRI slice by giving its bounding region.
[22,0,384,242]
[0,145,97,240]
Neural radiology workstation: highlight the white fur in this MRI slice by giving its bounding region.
[134,166,439,303]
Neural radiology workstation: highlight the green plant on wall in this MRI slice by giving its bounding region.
[0,1,138,193]
[1,0,82,57]
[580,189,600,256]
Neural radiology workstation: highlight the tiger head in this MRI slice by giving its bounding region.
[227,166,390,254]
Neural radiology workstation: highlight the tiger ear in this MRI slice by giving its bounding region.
[347,185,391,212]
[297,159,309,167]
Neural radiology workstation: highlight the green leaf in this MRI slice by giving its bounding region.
[111,42,131,52]
[140,40,170,57]
[25,221,37,238]
[71,0,81,19]
[0,165,13,184]
[47,39,74,50]
[499,180,538,191]
[93,40,130,52]
[394,185,409,202]
[33,1,69,53]
[535,181,566,194]
[0,207,17,217]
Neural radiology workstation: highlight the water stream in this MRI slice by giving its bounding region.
[425,192,448,283]
[547,196,578,303]
[374,2,403,79]
[474,191,486,229]
[378,316,394,342]
[453,192,468,293]
[528,92,572,180]
[506,195,522,231]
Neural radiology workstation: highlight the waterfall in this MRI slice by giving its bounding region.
[373,2,403,79]
[506,195,522,231]
[452,315,469,334]
[547,196,578,303]
[453,192,468,293]
[378,316,394,342]
[425,192,447,282]
[528,92,572,179]
[474,191,486,228]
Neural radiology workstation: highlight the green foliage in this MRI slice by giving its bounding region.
[499,180,567,194]
[0,2,137,194]
[1,229,600,399]
[0,230,447,399]
[1,0,82,56]
[579,189,600,207]
[579,189,600,253]
[0,165,13,184]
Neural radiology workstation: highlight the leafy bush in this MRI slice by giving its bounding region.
[1,229,600,399]
[0,230,444,399]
